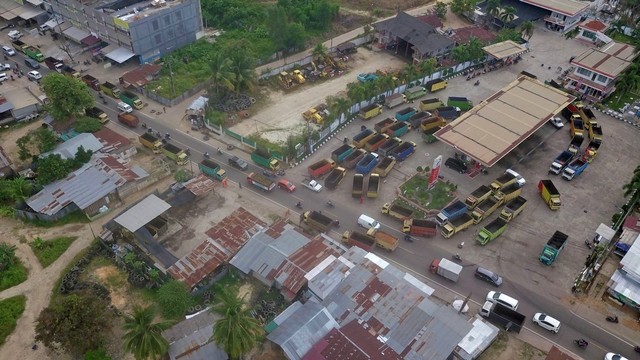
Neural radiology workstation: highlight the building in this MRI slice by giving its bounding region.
[119,64,162,89]
[41,133,104,160]
[0,1,47,27]
[161,309,228,360]
[0,146,14,178]
[47,0,204,63]
[94,127,137,161]
[2,87,47,122]
[565,41,638,101]
[575,19,609,43]
[607,234,640,311]
[520,0,588,32]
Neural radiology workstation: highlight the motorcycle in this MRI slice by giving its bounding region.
[326,201,334,208]
[574,339,588,349]
[606,315,619,323]
[634,345,640,353]
[474,80,480,86]
[585,239,592,249]
[141,123,147,129]
[204,152,210,159]
[404,234,414,243]
[217,147,223,155]
[332,220,340,228]
[452,253,462,262]
[295,202,303,209]
[276,169,286,176]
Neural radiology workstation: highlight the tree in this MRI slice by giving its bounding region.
[35,291,112,356]
[312,43,328,62]
[73,117,102,133]
[122,306,174,360]
[174,169,189,182]
[0,243,17,271]
[418,58,437,78]
[6,177,33,202]
[327,96,352,121]
[399,64,419,84]
[41,73,93,121]
[73,145,93,165]
[156,280,193,319]
[466,37,485,61]
[209,52,235,97]
[623,165,640,197]
[495,28,522,42]
[518,21,535,40]
[284,23,307,52]
[346,82,367,104]
[434,1,448,19]
[486,0,501,18]
[85,349,113,360]
[499,6,517,25]
[36,154,73,185]
[449,0,466,14]
[227,44,256,93]
[452,45,470,63]
[211,291,262,359]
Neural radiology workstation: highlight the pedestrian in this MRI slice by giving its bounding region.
[239,182,242,189]
[163,106,166,113]
[359,196,364,204]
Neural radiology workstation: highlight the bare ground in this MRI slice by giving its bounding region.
[478,332,547,360]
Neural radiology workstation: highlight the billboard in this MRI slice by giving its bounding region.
[428,155,442,189]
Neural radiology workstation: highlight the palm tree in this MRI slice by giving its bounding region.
[211,291,262,359]
[466,37,485,61]
[418,58,437,78]
[518,21,535,40]
[209,53,235,97]
[399,64,419,85]
[614,68,640,103]
[228,51,256,93]
[452,45,470,63]
[347,82,367,104]
[486,0,501,18]
[327,96,352,121]
[499,6,517,26]
[7,177,33,202]
[623,165,640,197]
[122,306,174,360]
[374,75,396,96]
[0,243,17,271]
[312,43,328,62]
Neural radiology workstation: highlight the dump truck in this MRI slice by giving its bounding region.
[419,98,444,112]
[385,122,409,137]
[162,143,188,165]
[100,82,120,98]
[303,210,334,233]
[390,141,415,161]
[539,231,568,265]
[447,97,473,112]
[561,158,588,181]
[24,46,44,62]
[476,218,509,245]
[364,134,389,152]
[352,174,364,198]
[85,106,109,124]
[61,65,80,78]
[404,86,427,101]
[441,213,474,238]
[480,301,526,333]
[549,150,574,175]
[436,106,461,120]
[436,200,467,226]
[377,138,402,157]
[570,118,584,138]
[120,90,143,110]
[355,153,379,174]
[352,129,376,148]
[407,111,430,129]
[402,219,437,237]
[420,116,446,133]
[360,104,383,120]
[465,185,493,210]
[580,107,598,129]
[324,167,347,189]
[372,156,396,177]
[251,149,281,170]
[138,133,162,153]
[374,118,396,133]
[385,93,406,109]
[198,159,227,181]
[44,57,64,71]
[471,197,504,224]
[583,140,601,163]
[246,172,276,192]
[367,173,380,198]
[302,179,323,192]
[562,103,581,121]
[117,113,139,128]
[331,144,355,163]
[492,183,522,203]
[499,196,527,222]
[11,39,28,53]
[490,172,517,192]
[430,258,462,282]
[425,79,448,92]
[589,124,603,142]
[381,203,414,221]
[342,230,375,252]
[568,134,584,154]
[308,159,336,178]
[367,228,399,251]
[538,179,561,210]
[81,74,101,91]
[343,149,367,169]
[395,107,417,122]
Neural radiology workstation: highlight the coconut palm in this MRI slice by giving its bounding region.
[486,0,501,17]
[7,177,33,202]
[452,45,470,63]
[418,58,438,77]
[347,82,367,104]
[518,21,535,40]
[466,37,485,61]
[327,96,352,120]
[209,53,235,96]
[399,64,419,84]
[614,68,640,103]
[228,51,256,93]
[211,291,262,359]
[499,6,517,26]
[312,43,328,62]
[122,306,174,360]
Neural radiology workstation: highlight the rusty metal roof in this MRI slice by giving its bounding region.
[183,174,215,197]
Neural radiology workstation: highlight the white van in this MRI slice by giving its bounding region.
[117,102,133,113]
[486,291,519,311]
[358,214,380,230]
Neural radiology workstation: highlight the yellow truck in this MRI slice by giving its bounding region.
[367,228,399,251]
[538,180,560,210]
[420,116,446,133]
[425,79,448,92]
[138,133,162,154]
[419,98,444,112]
[360,104,383,120]
[492,183,522,203]
[499,196,527,222]
[441,213,474,238]
[465,185,493,210]
[372,156,396,177]
[292,69,305,84]
[471,196,504,224]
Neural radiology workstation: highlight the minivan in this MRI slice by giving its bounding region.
[475,267,503,286]
[358,214,380,230]
[24,58,40,69]
[486,291,519,311]
[117,102,133,113]
[445,157,467,174]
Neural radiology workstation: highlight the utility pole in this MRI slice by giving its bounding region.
[168,60,176,97]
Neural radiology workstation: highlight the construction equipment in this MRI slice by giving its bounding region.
[279,71,294,89]
[292,70,305,84]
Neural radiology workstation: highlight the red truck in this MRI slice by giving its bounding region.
[81,74,101,91]
[402,219,437,237]
[308,159,336,178]
[118,113,139,128]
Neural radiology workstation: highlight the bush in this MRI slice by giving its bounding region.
[30,236,77,268]
[0,258,28,291]
[0,295,26,346]
[156,280,194,319]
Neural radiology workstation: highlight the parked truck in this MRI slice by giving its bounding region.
[120,90,144,110]
[499,196,527,222]
[162,143,188,165]
[12,40,28,53]
[372,156,396,177]
[100,82,120,98]
[492,183,522,203]
[407,111,430,129]
[352,129,376,148]
[374,118,396,133]
[589,124,603,141]
[538,180,561,210]
[436,106,461,121]
[44,57,64,72]
[539,231,568,265]
[352,174,364,198]
[430,258,462,282]
[490,172,517,192]
[85,106,109,124]
[561,158,588,181]
[118,113,139,128]
[331,144,355,163]
[381,203,414,221]
[355,153,380,174]
[480,301,526,333]
[447,97,473,112]
[367,228,399,251]
[420,116,446,133]
[471,197,504,224]
[377,138,402,157]
[360,104,383,120]
[367,173,380,198]
[436,200,467,226]
[246,172,276,192]
[138,133,162,153]
[384,93,406,109]
[61,65,80,78]
[198,159,227,181]
[308,159,336,178]
[580,107,598,129]
[303,210,334,233]
[390,141,415,161]
[343,149,367,169]
[419,98,444,112]
[324,167,347,189]
[568,134,584,154]
[476,218,509,245]
[24,46,44,62]
[562,103,581,121]
[441,213,474,238]
[341,230,376,252]
[251,149,281,170]
[583,140,601,163]
[395,107,417,122]
[425,79,448,92]
[403,219,437,237]
[570,118,584,138]
[81,74,101,91]
[386,122,409,137]
[549,150,574,175]
[364,134,389,152]
[404,86,427,101]
[465,185,493,210]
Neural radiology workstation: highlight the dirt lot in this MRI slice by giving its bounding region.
[478,332,547,360]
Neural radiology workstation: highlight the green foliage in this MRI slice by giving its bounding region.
[495,28,522,42]
[16,127,59,160]
[29,236,77,268]
[73,117,102,133]
[0,243,17,271]
[0,177,34,203]
[0,295,26,346]
[85,349,113,360]
[211,290,262,358]
[122,306,174,360]
[156,280,193,319]
[73,146,93,165]
[518,21,535,40]
[450,0,476,15]
[36,154,73,185]
[174,169,189,183]
[23,209,89,228]
[0,256,28,291]
[42,73,94,121]
[435,1,448,19]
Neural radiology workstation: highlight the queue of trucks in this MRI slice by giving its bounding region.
[499,196,527,222]
[162,143,189,165]
[308,159,336,178]
[539,231,568,265]
[381,203,414,221]
[441,213,474,238]
[303,211,335,233]
[403,219,437,237]
[476,218,509,245]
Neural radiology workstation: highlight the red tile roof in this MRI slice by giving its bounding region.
[94,127,132,153]
[579,19,608,32]
[451,26,496,44]
[623,216,640,232]
[120,64,162,88]
[417,14,443,29]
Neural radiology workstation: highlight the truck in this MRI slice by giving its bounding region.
[549,150,574,175]
[436,200,467,226]
[120,90,144,110]
[352,174,364,198]
[480,301,526,333]
[44,57,64,72]
[251,149,281,170]
[430,258,462,282]
[342,230,376,252]
[352,129,375,148]
[447,97,473,112]
[381,203,414,221]
[162,143,189,165]
[24,46,44,62]
[441,213,474,238]
[476,218,509,245]
[408,111,431,129]
[465,185,493,210]
[359,104,383,120]
[377,138,402,157]
[374,118,396,133]
[198,159,227,181]
[385,122,409,137]
[85,106,109,124]
[436,106,461,120]
[324,167,347,189]
[138,133,162,153]
[538,180,561,210]
[420,116,446,133]
[118,113,139,128]
[302,103,327,123]
[395,107,417,122]
[419,98,444,112]
[355,153,380,174]
[302,179,323,192]
[425,79,448,92]
[372,156,396,177]
[570,118,584,138]
[308,159,336,178]
[561,158,588,181]
[580,107,598,129]
[81,74,101,91]
[492,183,522,203]
[246,172,276,192]
[343,149,367,169]
[367,228,399,251]
[562,103,581,121]
[331,144,355,163]
[367,173,380,198]
[589,124,603,141]
[471,197,504,224]
[499,196,527,222]
[100,82,121,98]
[390,141,415,161]
[61,65,80,78]
[303,210,334,233]
[567,134,584,154]
[11,40,28,53]
[403,219,437,237]
[490,172,517,192]
[539,231,568,265]
[384,93,406,109]
[404,86,427,101]
[583,139,601,163]
[364,134,389,152]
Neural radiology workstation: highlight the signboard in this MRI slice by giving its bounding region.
[428,155,442,189]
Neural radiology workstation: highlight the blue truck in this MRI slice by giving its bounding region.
[395,107,417,122]
[331,144,355,163]
[549,150,574,175]
[436,200,467,226]
[390,141,415,161]
[436,106,461,120]
[561,158,588,181]
[355,153,380,174]
[378,137,402,156]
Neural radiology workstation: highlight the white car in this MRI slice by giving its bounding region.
[486,291,519,311]
[302,179,322,192]
[27,71,42,81]
[0,63,10,70]
[505,169,526,187]
[549,117,564,128]
[2,46,15,56]
[8,30,22,40]
[605,354,628,360]
[532,313,561,333]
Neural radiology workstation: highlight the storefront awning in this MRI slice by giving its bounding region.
[42,18,64,29]
[63,26,90,43]
[26,0,43,5]
[81,35,100,46]
[1,11,17,20]
[105,47,136,63]
[18,7,45,20]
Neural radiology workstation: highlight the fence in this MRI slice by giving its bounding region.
[138,82,208,107]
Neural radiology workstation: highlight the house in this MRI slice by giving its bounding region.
[565,41,638,101]
[0,146,14,178]
[161,309,228,360]
[575,19,609,43]
[41,133,103,160]
[94,127,137,161]
[417,13,443,29]
[615,216,640,256]
[454,316,500,359]
[119,64,162,89]
[607,235,640,311]
[2,87,46,122]
[520,0,588,32]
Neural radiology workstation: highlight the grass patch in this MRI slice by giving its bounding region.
[607,31,636,45]
[0,258,28,291]
[0,295,26,346]
[400,176,456,210]
[603,90,640,111]
[478,331,509,360]
[30,236,77,268]
[23,210,89,228]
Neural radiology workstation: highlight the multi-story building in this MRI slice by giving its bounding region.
[46,0,203,63]
[520,0,588,32]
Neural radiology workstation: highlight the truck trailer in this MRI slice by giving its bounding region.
[404,86,427,101]
[138,133,162,153]
[367,228,399,251]
[395,107,417,122]
[162,143,188,165]
[251,149,281,170]
[308,159,336,178]
[465,185,493,210]
[492,183,522,203]
[324,167,347,190]
[384,93,406,109]
[303,211,335,233]
[425,79,447,92]
[377,138,402,157]
[367,174,380,198]
[390,141,415,161]
[342,149,367,169]
[549,150,574,175]
[352,129,376,148]
[355,153,379,174]
[246,172,276,192]
[471,197,504,224]
[342,230,375,252]
[360,104,383,120]
[198,160,227,181]
[374,118,396,133]
[499,196,527,222]
[364,134,389,152]
[352,174,364,198]
[381,203,414,221]
[538,180,561,210]
[372,156,396,177]
[331,144,355,163]
[402,219,437,237]
[419,98,444,112]
[561,158,588,181]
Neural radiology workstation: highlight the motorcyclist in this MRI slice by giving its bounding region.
[204,152,210,158]
[326,200,333,207]
[577,339,588,348]
[295,201,302,208]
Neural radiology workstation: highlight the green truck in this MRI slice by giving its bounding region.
[251,149,281,170]
[539,231,568,265]
[101,82,121,98]
[404,86,427,101]
[24,46,44,62]
[198,159,227,181]
[465,185,493,210]
[162,143,188,165]
[447,97,473,111]
[120,90,143,110]
[471,197,504,224]
[476,218,509,245]
[499,196,527,222]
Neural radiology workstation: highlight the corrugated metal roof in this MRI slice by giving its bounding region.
[114,194,171,232]
[42,133,103,160]
[609,269,640,305]
[482,40,528,60]
[620,238,640,279]
[374,12,454,54]
[162,310,228,360]
[456,316,500,360]
[519,0,588,16]
[572,42,637,78]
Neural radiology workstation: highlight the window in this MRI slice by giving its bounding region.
[175,11,182,21]
[164,15,171,26]
[155,34,162,45]
[576,67,591,77]
[152,20,159,31]
[596,74,608,83]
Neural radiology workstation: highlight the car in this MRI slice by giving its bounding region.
[24,58,40,69]
[505,169,526,187]
[277,179,296,192]
[605,353,628,360]
[0,63,10,70]
[2,46,15,56]
[532,313,561,333]
[486,291,519,310]
[0,73,7,82]
[228,156,248,171]
[549,117,564,128]
[444,157,467,174]
[8,30,22,40]
[357,73,378,83]
[474,267,503,286]
[27,71,41,81]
